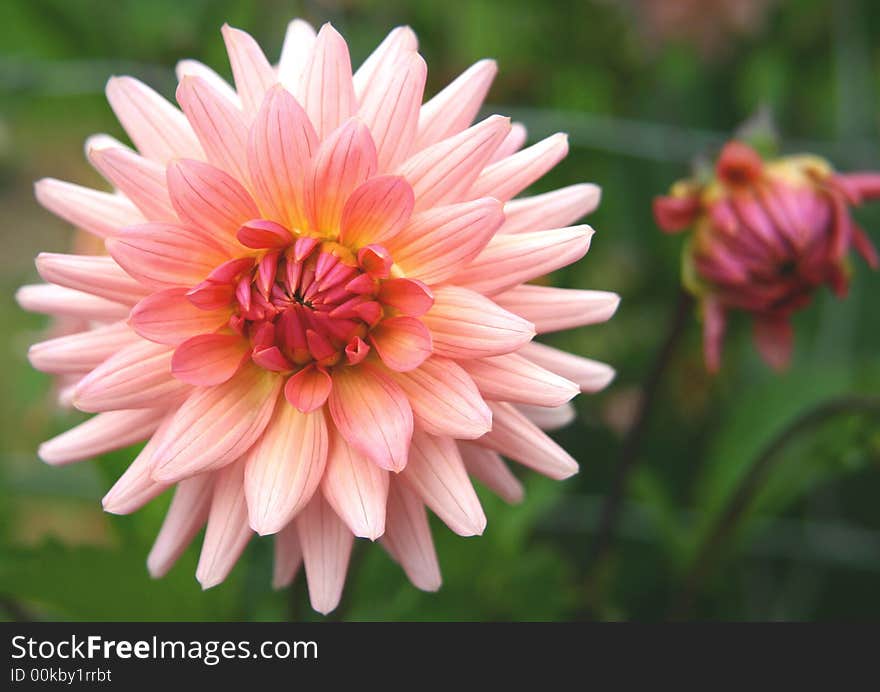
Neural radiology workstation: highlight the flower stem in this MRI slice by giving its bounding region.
[671,394,880,618]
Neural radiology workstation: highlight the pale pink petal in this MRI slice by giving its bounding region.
[358,52,426,171]
[517,402,576,431]
[415,59,497,150]
[500,183,601,234]
[35,253,148,305]
[151,365,282,482]
[328,364,413,472]
[322,428,389,540]
[421,286,535,359]
[493,285,620,333]
[489,122,528,164]
[338,175,415,247]
[296,23,356,140]
[16,284,130,321]
[306,118,377,234]
[247,84,318,230]
[166,159,259,252]
[397,114,511,211]
[353,26,417,102]
[272,521,303,589]
[28,321,138,374]
[296,492,354,615]
[244,402,328,536]
[176,59,239,104]
[74,340,189,412]
[148,473,214,578]
[278,19,316,89]
[518,341,616,393]
[401,430,486,536]
[87,145,176,222]
[452,226,593,296]
[221,24,277,120]
[469,133,568,202]
[129,288,231,345]
[171,333,250,386]
[459,441,524,504]
[34,178,145,238]
[38,408,164,466]
[460,352,579,407]
[478,401,578,480]
[176,76,250,182]
[106,76,203,163]
[381,479,441,591]
[102,416,174,515]
[196,458,252,589]
[368,316,432,372]
[386,198,504,284]
[284,365,332,413]
[392,357,492,439]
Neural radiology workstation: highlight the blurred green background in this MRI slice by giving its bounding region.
[2,0,880,621]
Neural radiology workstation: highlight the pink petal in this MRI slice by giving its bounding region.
[358,52,426,171]
[176,75,250,182]
[397,114,511,212]
[353,26,418,101]
[272,521,304,589]
[284,365,332,413]
[35,253,148,305]
[322,428,389,540]
[458,441,523,504]
[278,19,316,89]
[377,278,434,316]
[452,226,593,296]
[460,352,579,407]
[381,479,441,592]
[28,321,138,375]
[500,183,601,234]
[368,316,432,372]
[247,84,318,231]
[38,408,165,466]
[392,357,492,439]
[244,402,328,535]
[87,145,175,221]
[171,333,250,386]
[16,284,130,321]
[489,122,528,163]
[296,23,356,140]
[306,118,377,234]
[469,133,568,202]
[151,365,282,482]
[517,402,576,431]
[295,492,354,615]
[401,430,486,536]
[338,175,415,247]
[129,288,231,345]
[421,286,535,359]
[518,342,616,393]
[176,59,239,105]
[237,219,293,249]
[386,197,504,284]
[106,76,203,163]
[34,178,145,239]
[415,59,497,150]
[221,24,277,120]
[703,297,726,374]
[328,364,413,472]
[196,458,252,589]
[102,417,174,515]
[493,285,620,333]
[753,317,793,372]
[478,401,578,480]
[74,340,188,412]
[147,473,214,578]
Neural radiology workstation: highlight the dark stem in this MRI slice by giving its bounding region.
[671,395,880,618]
[587,290,693,571]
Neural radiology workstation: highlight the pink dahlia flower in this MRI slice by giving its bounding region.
[18,20,618,613]
[654,140,879,372]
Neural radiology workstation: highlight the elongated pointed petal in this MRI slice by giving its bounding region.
[272,521,304,589]
[469,133,568,202]
[458,441,523,504]
[296,23,356,140]
[392,357,491,439]
[35,253,148,305]
[151,365,282,482]
[381,479,441,591]
[222,24,277,120]
[517,402,576,431]
[460,352,579,407]
[296,493,354,615]
[16,284,130,321]
[176,59,239,104]
[500,184,600,234]
[129,288,232,345]
[322,430,389,540]
[421,286,535,359]
[278,19,316,89]
[518,341,616,393]
[28,321,138,375]
[34,178,144,238]
[402,431,486,536]
[353,26,417,101]
[338,175,415,247]
[244,402,328,535]
[148,473,214,578]
[87,145,176,221]
[103,417,173,515]
[328,364,413,472]
[493,285,620,333]
[478,401,578,480]
[490,121,528,163]
[171,333,250,386]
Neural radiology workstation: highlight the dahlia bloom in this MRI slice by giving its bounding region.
[18,20,618,613]
[655,140,879,372]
